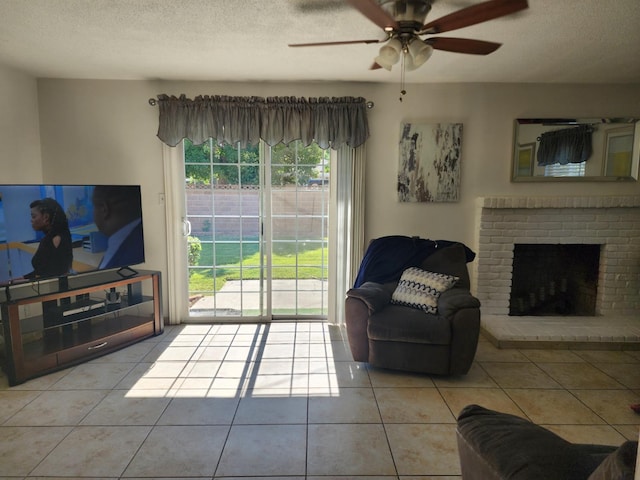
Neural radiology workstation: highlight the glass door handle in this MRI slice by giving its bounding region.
[183,219,191,237]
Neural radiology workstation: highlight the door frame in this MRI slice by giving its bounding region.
[162,141,334,324]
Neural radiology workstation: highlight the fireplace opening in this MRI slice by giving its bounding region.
[509,244,601,316]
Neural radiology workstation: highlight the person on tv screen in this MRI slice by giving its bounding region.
[92,185,144,269]
[23,198,73,280]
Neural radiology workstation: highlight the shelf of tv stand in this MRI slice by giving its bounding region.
[1,270,163,386]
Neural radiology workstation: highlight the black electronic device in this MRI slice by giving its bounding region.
[45,298,107,327]
[127,281,143,305]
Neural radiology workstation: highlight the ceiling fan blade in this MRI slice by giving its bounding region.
[427,37,502,55]
[346,0,398,31]
[422,0,528,34]
[370,62,382,70]
[289,38,382,47]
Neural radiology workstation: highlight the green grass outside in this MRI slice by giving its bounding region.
[189,238,328,294]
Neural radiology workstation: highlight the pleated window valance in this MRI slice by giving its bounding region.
[537,124,593,166]
[155,94,370,149]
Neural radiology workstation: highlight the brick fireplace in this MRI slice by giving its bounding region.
[475,196,640,318]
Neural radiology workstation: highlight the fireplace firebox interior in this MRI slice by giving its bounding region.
[509,244,601,316]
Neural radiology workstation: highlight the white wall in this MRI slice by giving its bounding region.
[37,79,169,285]
[33,79,640,304]
[0,65,42,181]
[365,83,640,251]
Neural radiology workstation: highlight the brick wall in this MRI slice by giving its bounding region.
[186,184,328,239]
[475,196,640,316]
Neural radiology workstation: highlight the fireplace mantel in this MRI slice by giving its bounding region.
[477,195,640,209]
[474,195,640,317]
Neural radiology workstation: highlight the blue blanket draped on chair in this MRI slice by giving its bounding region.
[353,235,475,288]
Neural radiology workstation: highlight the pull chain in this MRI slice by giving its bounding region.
[399,51,407,102]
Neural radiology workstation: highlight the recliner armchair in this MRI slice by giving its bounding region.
[345,238,481,375]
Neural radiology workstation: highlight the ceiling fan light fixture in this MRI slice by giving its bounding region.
[373,52,395,71]
[374,37,403,70]
[403,51,417,71]
[374,58,393,71]
[407,38,433,68]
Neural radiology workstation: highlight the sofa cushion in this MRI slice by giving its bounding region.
[391,267,458,314]
[368,304,452,345]
[456,404,616,480]
[587,440,638,480]
[421,242,471,289]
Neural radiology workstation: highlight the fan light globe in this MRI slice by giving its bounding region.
[375,37,403,70]
[403,51,417,71]
[407,38,433,68]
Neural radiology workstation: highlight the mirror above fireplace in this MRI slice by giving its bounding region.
[511,118,640,182]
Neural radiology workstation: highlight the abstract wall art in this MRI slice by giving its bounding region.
[398,122,463,202]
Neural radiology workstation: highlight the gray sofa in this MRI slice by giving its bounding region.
[345,242,481,375]
[456,404,638,480]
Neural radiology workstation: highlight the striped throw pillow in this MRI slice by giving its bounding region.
[391,267,459,314]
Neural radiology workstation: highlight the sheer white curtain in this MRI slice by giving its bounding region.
[162,143,188,324]
[329,144,366,325]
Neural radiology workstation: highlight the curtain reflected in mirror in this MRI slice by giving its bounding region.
[511,118,640,182]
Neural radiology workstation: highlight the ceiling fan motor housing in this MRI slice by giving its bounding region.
[380,0,434,46]
[380,0,433,26]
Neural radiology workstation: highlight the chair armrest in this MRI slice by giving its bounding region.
[346,281,395,314]
[438,288,481,319]
[345,282,394,363]
[445,291,481,374]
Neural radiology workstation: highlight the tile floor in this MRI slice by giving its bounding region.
[1,321,639,479]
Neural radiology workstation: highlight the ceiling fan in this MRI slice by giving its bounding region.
[289,0,529,71]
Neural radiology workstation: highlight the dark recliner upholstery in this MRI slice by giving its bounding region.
[456,404,638,480]
[345,241,481,375]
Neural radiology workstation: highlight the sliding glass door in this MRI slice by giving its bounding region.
[183,139,329,321]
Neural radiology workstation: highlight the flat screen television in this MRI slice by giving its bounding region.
[0,184,145,285]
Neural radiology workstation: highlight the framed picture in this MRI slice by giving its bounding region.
[516,143,535,177]
[398,123,463,202]
[603,126,634,177]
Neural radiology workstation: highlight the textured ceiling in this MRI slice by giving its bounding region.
[0,0,639,84]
